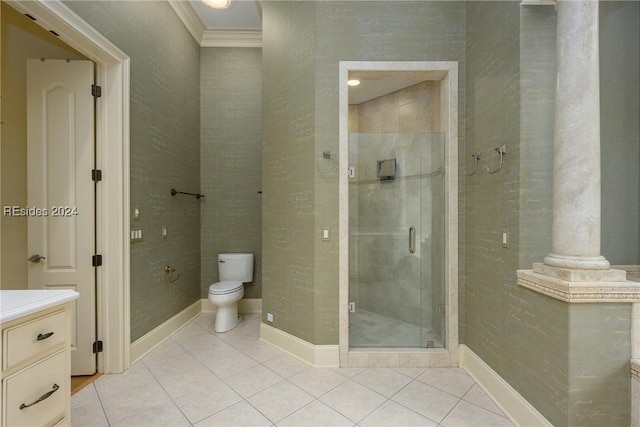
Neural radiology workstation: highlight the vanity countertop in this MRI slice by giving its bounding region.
[0,289,79,323]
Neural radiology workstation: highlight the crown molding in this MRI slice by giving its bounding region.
[201,29,262,47]
[168,1,262,47]
[520,0,556,5]
[167,0,206,44]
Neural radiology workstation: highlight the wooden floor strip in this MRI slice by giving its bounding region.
[71,373,102,395]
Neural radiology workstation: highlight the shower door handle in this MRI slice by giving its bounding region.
[409,226,416,254]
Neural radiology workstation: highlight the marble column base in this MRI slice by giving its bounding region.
[533,262,627,282]
[517,269,640,303]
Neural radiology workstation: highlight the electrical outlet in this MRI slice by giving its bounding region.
[267,312,274,323]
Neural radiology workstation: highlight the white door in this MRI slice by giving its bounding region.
[27,59,96,375]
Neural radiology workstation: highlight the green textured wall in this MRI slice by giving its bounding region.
[64,1,201,342]
[200,48,262,299]
[465,2,636,426]
[262,1,318,344]
[600,1,640,265]
[262,0,466,345]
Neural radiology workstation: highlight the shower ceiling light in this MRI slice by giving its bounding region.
[202,0,231,9]
[348,79,361,86]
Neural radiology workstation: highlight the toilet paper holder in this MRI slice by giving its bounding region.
[164,265,181,283]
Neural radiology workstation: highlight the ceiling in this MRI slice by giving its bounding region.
[188,1,436,104]
[190,0,262,30]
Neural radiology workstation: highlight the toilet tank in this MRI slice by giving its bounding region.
[218,253,254,283]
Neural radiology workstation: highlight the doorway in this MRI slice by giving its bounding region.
[4,0,131,374]
[338,61,459,367]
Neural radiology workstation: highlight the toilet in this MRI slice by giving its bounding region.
[208,253,253,332]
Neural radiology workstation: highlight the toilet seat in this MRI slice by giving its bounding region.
[209,281,243,295]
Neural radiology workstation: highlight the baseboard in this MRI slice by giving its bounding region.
[201,298,262,313]
[459,344,552,427]
[130,300,201,364]
[260,322,340,367]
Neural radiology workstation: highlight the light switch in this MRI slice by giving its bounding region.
[502,229,509,248]
[322,227,330,241]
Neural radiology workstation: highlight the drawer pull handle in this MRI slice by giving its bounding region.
[36,332,54,341]
[19,384,60,409]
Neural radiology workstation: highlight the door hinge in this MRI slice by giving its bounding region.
[438,305,446,313]
[93,340,103,353]
[91,84,102,98]
[92,169,102,182]
[92,254,103,267]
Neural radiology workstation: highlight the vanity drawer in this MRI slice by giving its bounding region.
[3,310,66,370]
[3,350,67,427]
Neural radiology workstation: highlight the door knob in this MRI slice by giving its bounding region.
[28,254,46,263]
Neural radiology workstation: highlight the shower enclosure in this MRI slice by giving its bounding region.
[339,61,458,367]
[348,132,446,349]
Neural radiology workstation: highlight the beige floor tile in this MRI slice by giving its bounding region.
[172,321,208,340]
[441,400,515,427]
[353,368,413,397]
[172,379,243,424]
[232,338,286,363]
[263,353,311,378]
[278,400,355,427]
[93,361,157,400]
[333,367,366,378]
[157,364,220,399]
[71,401,109,427]
[318,380,386,423]
[391,367,426,379]
[100,380,171,425]
[462,384,504,415]
[72,315,515,427]
[192,312,217,328]
[111,400,190,427]
[201,348,259,378]
[226,364,284,398]
[416,368,475,398]
[289,368,349,397]
[247,380,314,423]
[391,381,459,423]
[359,400,437,427]
[143,350,202,379]
[194,400,272,427]
[71,383,100,409]
[142,338,189,365]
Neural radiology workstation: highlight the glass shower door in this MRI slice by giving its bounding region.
[348,132,445,349]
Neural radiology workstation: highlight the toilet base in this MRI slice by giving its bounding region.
[214,303,240,332]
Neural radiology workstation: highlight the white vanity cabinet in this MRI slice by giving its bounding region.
[1,290,79,427]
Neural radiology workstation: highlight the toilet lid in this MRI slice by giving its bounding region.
[209,281,243,295]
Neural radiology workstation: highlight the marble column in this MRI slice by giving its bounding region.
[539,0,616,277]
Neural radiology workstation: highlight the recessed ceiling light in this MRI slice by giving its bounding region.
[202,0,231,10]
[348,79,361,87]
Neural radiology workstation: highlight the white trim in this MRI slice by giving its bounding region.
[201,30,262,48]
[459,344,552,427]
[167,0,206,43]
[260,323,340,368]
[166,1,261,48]
[201,297,262,313]
[6,0,131,374]
[129,300,201,364]
[520,0,556,5]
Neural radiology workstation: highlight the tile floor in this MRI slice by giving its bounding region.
[72,313,514,427]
